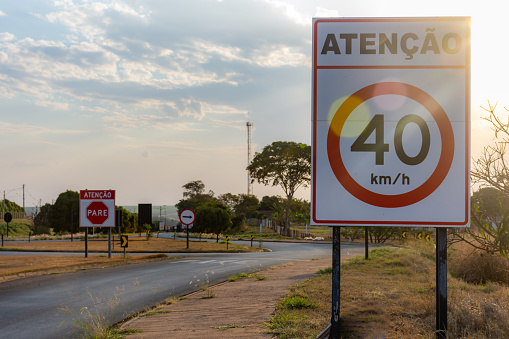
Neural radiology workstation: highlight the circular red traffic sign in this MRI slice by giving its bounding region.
[86,201,109,225]
[179,209,195,225]
[327,82,454,208]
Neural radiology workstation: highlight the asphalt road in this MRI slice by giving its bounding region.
[0,240,367,338]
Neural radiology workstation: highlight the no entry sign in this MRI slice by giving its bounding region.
[80,190,115,227]
[311,17,470,226]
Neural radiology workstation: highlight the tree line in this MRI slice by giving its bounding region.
[175,179,310,237]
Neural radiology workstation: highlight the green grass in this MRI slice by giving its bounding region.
[228,271,268,282]
[316,267,332,275]
[279,296,315,310]
[0,222,32,236]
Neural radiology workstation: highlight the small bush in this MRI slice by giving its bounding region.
[450,246,509,285]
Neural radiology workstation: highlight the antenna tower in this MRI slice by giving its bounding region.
[246,120,253,195]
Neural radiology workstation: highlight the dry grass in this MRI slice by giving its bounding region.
[449,242,509,285]
[0,236,257,253]
[268,242,509,338]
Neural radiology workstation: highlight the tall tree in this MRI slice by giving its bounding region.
[48,190,79,234]
[175,180,215,216]
[182,180,206,198]
[247,141,311,234]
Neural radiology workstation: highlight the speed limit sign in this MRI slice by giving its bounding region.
[311,17,470,227]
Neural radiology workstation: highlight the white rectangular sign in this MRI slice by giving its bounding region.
[311,17,470,227]
[80,190,116,227]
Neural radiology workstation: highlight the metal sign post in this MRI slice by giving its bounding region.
[179,209,195,250]
[436,228,448,338]
[3,212,12,237]
[331,227,341,338]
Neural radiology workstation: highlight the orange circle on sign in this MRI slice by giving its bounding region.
[327,82,454,208]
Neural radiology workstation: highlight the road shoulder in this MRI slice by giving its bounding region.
[120,257,331,338]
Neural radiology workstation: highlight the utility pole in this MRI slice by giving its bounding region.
[22,184,25,212]
[3,191,5,214]
[246,120,253,196]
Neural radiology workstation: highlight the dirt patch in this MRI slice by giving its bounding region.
[120,258,331,338]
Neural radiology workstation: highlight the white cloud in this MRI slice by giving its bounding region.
[315,7,339,18]
[35,100,69,110]
[0,33,14,41]
[0,121,86,136]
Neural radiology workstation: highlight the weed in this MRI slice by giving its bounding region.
[254,274,268,280]
[140,309,169,317]
[59,287,126,338]
[211,323,244,330]
[279,295,316,310]
[316,267,332,275]
[228,272,251,282]
[59,281,140,338]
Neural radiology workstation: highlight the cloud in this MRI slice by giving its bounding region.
[35,100,69,110]
[0,121,87,136]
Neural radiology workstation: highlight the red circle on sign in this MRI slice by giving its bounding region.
[179,209,195,225]
[86,201,109,224]
[327,82,454,208]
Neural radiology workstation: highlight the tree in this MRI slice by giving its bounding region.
[2,199,24,212]
[194,202,231,240]
[247,141,311,234]
[233,194,260,218]
[48,190,79,234]
[116,206,138,233]
[259,195,281,212]
[182,180,206,198]
[217,193,240,211]
[34,203,52,235]
[175,180,216,215]
[462,102,509,257]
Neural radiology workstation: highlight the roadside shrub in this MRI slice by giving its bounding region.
[340,227,363,241]
[450,246,509,285]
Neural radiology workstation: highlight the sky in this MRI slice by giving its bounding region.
[0,0,504,208]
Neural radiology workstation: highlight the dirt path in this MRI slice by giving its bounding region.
[121,257,331,338]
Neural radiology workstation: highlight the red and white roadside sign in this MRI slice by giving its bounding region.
[179,209,195,226]
[311,17,470,227]
[80,190,115,227]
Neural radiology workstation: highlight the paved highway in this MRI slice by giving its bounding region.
[0,240,367,338]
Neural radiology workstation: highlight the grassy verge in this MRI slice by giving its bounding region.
[267,242,509,338]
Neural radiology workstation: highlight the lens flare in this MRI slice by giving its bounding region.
[328,96,371,138]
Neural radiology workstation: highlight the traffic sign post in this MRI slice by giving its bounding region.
[179,209,195,249]
[312,18,470,226]
[121,235,128,258]
[312,17,470,338]
[3,212,12,237]
[80,190,116,257]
